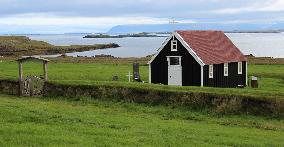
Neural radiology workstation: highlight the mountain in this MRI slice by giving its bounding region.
[107,23,284,34]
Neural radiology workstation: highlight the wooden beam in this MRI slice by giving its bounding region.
[43,61,48,81]
[18,61,23,96]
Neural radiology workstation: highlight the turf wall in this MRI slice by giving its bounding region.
[44,82,284,117]
[0,80,19,95]
[0,80,283,117]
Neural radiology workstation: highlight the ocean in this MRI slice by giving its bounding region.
[26,33,284,58]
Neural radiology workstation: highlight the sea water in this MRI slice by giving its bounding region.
[27,33,284,58]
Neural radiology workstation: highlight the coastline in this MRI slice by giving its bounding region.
[83,33,166,38]
[0,36,119,57]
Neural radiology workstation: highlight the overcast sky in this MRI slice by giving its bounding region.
[1,0,284,33]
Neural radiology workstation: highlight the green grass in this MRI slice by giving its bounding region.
[0,61,149,82]
[248,64,284,79]
[0,61,284,98]
[0,94,283,146]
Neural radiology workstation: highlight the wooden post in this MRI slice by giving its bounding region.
[18,61,23,96]
[43,61,48,81]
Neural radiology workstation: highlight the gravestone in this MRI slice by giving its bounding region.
[251,76,258,88]
[133,62,142,82]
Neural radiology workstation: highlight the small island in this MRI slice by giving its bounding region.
[83,32,164,38]
[0,36,119,57]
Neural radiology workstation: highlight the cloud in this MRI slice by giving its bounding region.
[0,13,197,27]
[0,13,171,26]
[212,0,284,14]
[0,13,196,33]
[0,0,255,17]
[0,0,283,33]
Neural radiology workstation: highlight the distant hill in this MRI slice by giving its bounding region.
[107,23,284,34]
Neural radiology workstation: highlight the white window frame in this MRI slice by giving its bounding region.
[209,65,213,79]
[166,56,182,66]
[224,63,228,76]
[238,62,242,74]
[171,40,177,51]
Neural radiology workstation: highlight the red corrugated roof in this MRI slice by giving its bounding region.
[177,30,247,65]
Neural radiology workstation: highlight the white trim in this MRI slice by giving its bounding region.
[224,63,228,76]
[238,62,242,74]
[246,61,248,86]
[209,65,213,79]
[148,32,205,66]
[201,65,204,87]
[148,33,175,64]
[166,56,182,57]
[149,64,151,84]
[171,40,177,51]
[166,56,182,66]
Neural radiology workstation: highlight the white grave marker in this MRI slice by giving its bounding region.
[126,71,133,82]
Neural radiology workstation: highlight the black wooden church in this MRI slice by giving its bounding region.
[148,30,247,88]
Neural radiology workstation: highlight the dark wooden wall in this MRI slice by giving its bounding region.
[203,61,247,88]
[151,36,201,86]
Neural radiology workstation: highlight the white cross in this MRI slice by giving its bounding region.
[169,18,177,24]
[126,71,133,82]
[169,18,178,31]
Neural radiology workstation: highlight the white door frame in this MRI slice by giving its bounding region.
[167,56,182,86]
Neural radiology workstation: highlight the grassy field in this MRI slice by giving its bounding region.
[0,61,149,82]
[0,60,283,146]
[0,94,283,146]
[0,60,284,98]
